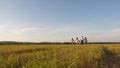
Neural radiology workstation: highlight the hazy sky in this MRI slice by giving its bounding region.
[0,0,120,42]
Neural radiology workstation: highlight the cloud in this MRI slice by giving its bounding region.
[48,25,88,34]
[11,27,38,34]
[0,24,50,34]
[88,28,120,42]
[112,28,120,32]
[0,23,120,42]
[0,24,51,42]
[36,25,88,42]
[0,24,11,32]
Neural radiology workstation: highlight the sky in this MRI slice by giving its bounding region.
[0,0,120,42]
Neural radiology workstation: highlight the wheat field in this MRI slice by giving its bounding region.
[0,44,120,68]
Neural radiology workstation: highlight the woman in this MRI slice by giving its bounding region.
[71,38,75,44]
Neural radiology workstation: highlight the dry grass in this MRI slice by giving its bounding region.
[0,44,120,68]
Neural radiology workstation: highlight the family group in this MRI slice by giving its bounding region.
[71,36,87,44]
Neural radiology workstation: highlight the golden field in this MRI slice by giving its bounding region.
[0,44,120,68]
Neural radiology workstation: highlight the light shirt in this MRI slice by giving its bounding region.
[81,37,84,40]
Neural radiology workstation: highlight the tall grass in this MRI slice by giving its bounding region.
[0,44,120,68]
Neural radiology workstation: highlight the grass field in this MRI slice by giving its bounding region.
[0,44,120,68]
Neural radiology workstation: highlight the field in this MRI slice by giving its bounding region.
[0,44,120,68]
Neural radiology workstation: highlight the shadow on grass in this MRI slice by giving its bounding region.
[102,47,120,68]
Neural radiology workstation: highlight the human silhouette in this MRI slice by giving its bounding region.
[76,37,79,44]
[71,38,75,44]
[84,37,88,44]
[81,36,84,45]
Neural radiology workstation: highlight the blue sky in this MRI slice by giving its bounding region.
[0,0,120,42]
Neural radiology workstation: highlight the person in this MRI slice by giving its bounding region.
[84,37,88,44]
[80,36,84,45]
[76,37,79,44]
[78,39,81,44]
[71,38,75,44]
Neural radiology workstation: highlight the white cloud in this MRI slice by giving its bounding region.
[112,28,120,32]
[0,23,120,42]
[88,28,120,42]
[35,25,88,42]
[0,24,11,32]
[0,24,48,41]
[11,27,38,34]
[0,24,50,34]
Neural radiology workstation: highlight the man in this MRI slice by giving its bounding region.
[81,36,84,45]
[84,37,88,44]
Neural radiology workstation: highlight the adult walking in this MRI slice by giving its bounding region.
[84,37,88,44]
[76,37,79,44]
[81,36,84,45]
[71,38,75,44]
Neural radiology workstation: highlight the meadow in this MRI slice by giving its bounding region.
[0,44,120,68]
